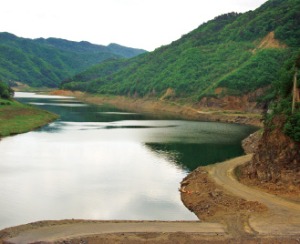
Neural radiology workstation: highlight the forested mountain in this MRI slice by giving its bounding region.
[0,33,146,87]
[33,38,145,58]
[61,0,300,189]
[62,0,299,103]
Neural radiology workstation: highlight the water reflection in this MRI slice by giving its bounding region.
[145,142,244,171]
[29,102,88,107]
[18,97,146,122]
[0,92,257,229]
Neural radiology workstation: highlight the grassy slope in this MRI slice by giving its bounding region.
[0,99,58,137]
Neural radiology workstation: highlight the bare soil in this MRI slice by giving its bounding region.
[181,155,300,242]
[180,155,267,237]
[49,90,263,127]
[239,177,300,203]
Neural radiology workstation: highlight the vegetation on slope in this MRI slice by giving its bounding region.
[0,33,146,88]
[0,99,58,137]
[0,81,58,137]
[266,52,300,142]
[62,0,300,104]
[0,80,14,99]
[0,80,57,139]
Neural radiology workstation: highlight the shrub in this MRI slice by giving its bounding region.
[0,81,13,99]
[284,111,300,142]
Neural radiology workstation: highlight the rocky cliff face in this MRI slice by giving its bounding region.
[240,116,300,187]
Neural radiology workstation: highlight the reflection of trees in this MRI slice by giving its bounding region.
[145,143,244,172]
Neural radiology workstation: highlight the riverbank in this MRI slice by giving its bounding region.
[0,99,58,138]
[1,92,299,242]
[50,90,263,127]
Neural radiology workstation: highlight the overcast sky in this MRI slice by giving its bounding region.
[1,0,268,51]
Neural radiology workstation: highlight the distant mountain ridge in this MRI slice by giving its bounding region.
[34,37,146,57]
[0,32,146,87]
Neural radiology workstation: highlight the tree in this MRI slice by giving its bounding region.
[0,81,14,99]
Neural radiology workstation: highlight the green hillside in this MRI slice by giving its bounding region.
[0,80,58,137]
[62,0,300,102]
[0,33,146,87]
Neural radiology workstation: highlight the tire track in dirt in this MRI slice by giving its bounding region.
[207,154,300,235]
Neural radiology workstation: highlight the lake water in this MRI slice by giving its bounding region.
[0,92,256,229]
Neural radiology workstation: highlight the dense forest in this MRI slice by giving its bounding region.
[62,0,300,101]
[271,53,300,142]
[0,33,146,87]
[61,0,300,141]
[1,0,299,142]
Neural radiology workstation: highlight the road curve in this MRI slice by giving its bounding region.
[207,154,300,235]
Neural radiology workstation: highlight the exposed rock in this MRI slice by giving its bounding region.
[242,130,262,154]
[239,116,300,200]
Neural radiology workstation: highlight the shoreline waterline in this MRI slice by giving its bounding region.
[49,90,263,127]
[1,154,299,243]
[0,91,268,242]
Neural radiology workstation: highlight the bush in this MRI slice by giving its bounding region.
[0,81,14,99]
[284,111,300,142]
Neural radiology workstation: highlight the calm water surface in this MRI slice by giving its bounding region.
[0,92,257,229]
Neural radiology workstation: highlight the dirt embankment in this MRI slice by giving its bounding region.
[238,116,300,202]
[180,155,267,238]
[180,155,300,242]
[50,90,263,127]
[198,87,268,114]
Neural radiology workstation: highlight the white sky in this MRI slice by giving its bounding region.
[1,0,268,51]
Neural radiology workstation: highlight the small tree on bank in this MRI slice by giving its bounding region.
[0,81,14,99]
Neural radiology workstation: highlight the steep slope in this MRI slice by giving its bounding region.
[0,33,146,87]
[238,52,300,194]
[62,0,300,107]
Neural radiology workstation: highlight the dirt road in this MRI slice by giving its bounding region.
[2,221,228,243]
[207,154,300,235]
